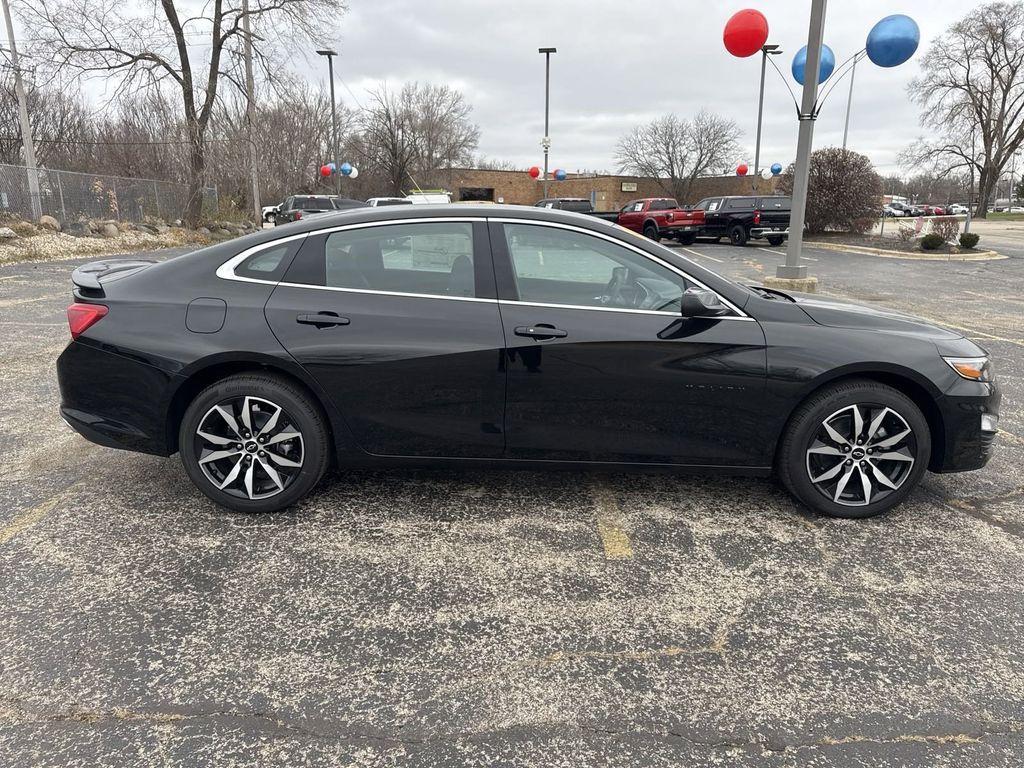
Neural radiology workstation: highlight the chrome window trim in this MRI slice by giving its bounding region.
[215,215,753,320]
[215,217,488,290]
[492,218,753,320]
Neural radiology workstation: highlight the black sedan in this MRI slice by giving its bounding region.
[57,205,1000,517]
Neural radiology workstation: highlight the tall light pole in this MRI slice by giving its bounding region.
[841,52,865,150]
[242,0,260,222]
[316,48,340,195]
[754,44,782,179]
[1,0,41,221]
[775,0,828,287]
[539,47,556,200]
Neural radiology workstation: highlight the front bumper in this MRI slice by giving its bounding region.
[931,377,1001,473]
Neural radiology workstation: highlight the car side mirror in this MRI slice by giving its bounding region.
[681,287,727,318]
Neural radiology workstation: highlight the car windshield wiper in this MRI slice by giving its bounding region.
[749,285,796,302]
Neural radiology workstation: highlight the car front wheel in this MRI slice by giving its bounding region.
[179,373,329,512]
[777,380,930,518]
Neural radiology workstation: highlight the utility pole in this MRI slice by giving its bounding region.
[842,54,859,150]
[2,0,41,221]
[539,47,556,200]
[316,49,340,195]
[242,0,260,223]
[774,0,827,288]
[754,44,781,179]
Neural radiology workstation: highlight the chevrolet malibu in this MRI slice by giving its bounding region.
[57,205,1000,517]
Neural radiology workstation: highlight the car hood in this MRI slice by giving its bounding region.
[786,292,963,340]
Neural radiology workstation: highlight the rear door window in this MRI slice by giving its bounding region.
[319,222,480,298]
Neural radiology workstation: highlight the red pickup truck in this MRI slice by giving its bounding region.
[595,198,704,244]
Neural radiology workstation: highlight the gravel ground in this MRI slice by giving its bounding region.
[0,240,1022,767]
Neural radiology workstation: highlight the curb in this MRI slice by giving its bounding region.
[803,241,1006,261]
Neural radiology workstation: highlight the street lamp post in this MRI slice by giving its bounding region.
[754,44,782,179]
[316,48,340,194]
[539,47,556,200]
[777,0,828,285]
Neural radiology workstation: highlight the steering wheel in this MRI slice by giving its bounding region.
[600,267,629,307]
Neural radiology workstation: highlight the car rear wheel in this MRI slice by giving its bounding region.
[729,225,749,246]
[766,235,785,247]
[643,223,660,241]
[777,380,930,518]
[179,373,329,512]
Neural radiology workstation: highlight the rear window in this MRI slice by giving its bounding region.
[295,197,334,210]
[757,197,791,210]
[558,200,593,213]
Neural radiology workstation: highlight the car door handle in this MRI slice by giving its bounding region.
[514,324,568,339]
[296,312,350,328]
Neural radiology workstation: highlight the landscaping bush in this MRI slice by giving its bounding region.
[920,233,944,250]
[959,232,981,249]
[931,217,961,242]
[777,148,883,234]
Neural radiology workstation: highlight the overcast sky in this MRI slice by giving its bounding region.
[302,0,968,177]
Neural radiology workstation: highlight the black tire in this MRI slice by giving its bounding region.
[777,379,931,519]
[643,223,660,241]
[766,235,785,247]
[179,373,330,512]
[729,225,749,246]
[677,233,697,246]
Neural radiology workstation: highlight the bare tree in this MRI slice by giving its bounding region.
[18,0,345,224]
[905,1,1024,217]
[356,82,479,195]
[614,111,741,202]
[778,148,882,234]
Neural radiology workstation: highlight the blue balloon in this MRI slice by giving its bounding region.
[866,14,919,68]
[792,44,836,85]
[770,163,783,176]
[340,162,353,176]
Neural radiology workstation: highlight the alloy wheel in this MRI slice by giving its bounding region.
[805,403,916,507]
[194,395,305,500]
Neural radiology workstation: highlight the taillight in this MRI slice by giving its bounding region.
[753,210,761,225]
[67,303,108,339]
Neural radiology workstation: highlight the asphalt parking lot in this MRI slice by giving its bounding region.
[1,239,1023,766]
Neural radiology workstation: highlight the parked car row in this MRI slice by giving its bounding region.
[884,202,971,218]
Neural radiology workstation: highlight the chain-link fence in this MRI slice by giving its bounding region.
[0,164,218,224]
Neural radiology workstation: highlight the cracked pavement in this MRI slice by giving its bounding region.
[1,240,1022,767]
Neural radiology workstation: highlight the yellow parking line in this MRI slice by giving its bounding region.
[0,491,70,546]
[590,479,633,560]
[678,246,723,263]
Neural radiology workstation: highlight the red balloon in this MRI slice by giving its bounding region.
[528,166,541,179]
[736,164,749,176]
[724,9,769,58]
[319,165,331,177]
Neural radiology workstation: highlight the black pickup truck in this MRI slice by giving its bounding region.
[690,195,791,246]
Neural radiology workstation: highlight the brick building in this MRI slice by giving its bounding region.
[427,168,778,210]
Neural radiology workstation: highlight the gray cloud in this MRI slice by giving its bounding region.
[314,0,969,176]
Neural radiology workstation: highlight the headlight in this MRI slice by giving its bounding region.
[943,356,991,381]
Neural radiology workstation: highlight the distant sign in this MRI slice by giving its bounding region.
[621,182,638,192]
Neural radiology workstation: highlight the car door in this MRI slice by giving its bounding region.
[265,218,506,458]
[617,200,646,233]
[491,219,768,466]
[701,198,726,236]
